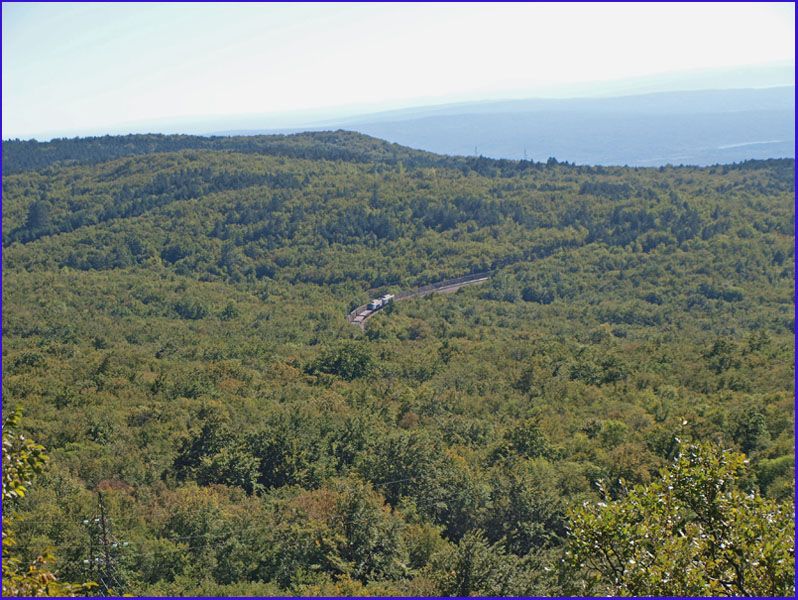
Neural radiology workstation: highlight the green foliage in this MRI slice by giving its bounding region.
[498,418,557,460]
[196,443,263,495]
[428,530,539,596]
[483,461,566,555]
[173,298,209,320]
[565,443,795,596]
[308,341,374,381]
[2,409,48,503]
[729,406,771,454]
[2,411,94,596]
[755,454,795,500]
[1,133,793,595]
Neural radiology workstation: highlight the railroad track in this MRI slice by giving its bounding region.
[347,271,492,328]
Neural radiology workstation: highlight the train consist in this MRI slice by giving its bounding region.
[350,293,394,326]
[348,270,493,328]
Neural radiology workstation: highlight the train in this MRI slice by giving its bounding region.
[367,293,395,310]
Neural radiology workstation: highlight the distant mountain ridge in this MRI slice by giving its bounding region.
[323,86,796,122]
[214,87,795,166]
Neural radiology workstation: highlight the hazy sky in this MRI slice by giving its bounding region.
[3,2,795,139]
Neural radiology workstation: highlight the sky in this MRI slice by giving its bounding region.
[2,2,795,139]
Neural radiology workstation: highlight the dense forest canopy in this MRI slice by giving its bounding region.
[2,132,794,596]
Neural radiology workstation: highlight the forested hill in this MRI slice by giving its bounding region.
[6,130,792,175]
[3,130,534,175]
[2,132,795,596]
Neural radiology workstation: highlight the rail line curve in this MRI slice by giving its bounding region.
[347,271,492,328]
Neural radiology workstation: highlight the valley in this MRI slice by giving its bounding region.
[2,132,794,596]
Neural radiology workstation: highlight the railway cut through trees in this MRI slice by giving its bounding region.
[347,271,492,329]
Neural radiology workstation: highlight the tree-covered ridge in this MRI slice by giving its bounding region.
[2,133,794,595]
[5,129,793,174]
[4,130,567,175]
[2,131,424,173]
[4,140,792,289]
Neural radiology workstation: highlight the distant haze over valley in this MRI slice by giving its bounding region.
[215,86,795,167]
[6,64,794,167]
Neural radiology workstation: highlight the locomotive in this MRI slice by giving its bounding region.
[367,293,395,310]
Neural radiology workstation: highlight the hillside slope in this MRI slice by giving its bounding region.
[2,132,794,595]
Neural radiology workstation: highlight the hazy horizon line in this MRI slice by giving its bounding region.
[6,62,794,142]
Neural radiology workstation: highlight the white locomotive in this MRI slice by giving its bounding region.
[368,293,395,311]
